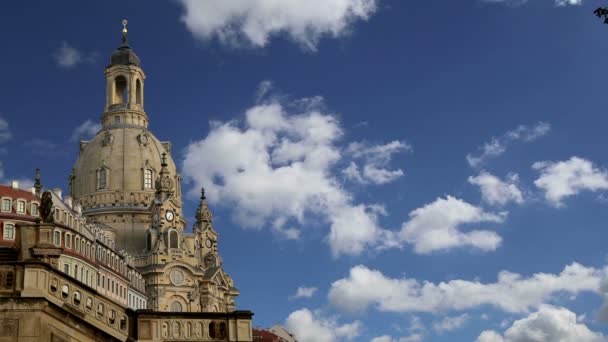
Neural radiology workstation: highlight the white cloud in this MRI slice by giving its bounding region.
[71,119,101,142]
[182,91,400,256]
[476,306,606,342]
[399,196,505,254]
[555,0,582,5]
[177,0,378,51]
[0,117,12,143]
[533,157,608,207]
[433,314,469,333]
[467,122,550,168]
[343,141,410,185]
[285,308,361,342]
[53,42,97,68]
[328,263,603,314]
[468,171,524,206]
[370,335,423,342]
[291,286,318,299]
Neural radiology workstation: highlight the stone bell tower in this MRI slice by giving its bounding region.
[71,20,184,254]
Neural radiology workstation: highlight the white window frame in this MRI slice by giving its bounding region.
[143,169,153,189]
[31,202,39,216]
[1,198,12,212]
[3,222,15,240]
[16,200,26,214]
[65,233,72,249]
[53,230,61,246]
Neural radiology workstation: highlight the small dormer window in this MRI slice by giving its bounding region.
[31,203,39,216]
[16,200,25,214]
[2,199,11,212]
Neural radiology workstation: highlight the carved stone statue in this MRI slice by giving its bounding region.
[40,191,54,223]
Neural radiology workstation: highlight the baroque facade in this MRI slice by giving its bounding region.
[0,21,253,342]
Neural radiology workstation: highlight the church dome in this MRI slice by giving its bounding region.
[110,44,141,67]
[71,126,179,212]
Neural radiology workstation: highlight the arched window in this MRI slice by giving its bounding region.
[169,230,179,249]
[73,291,81,305]
[170,301,182,312]
[61,284,69,300]
[53,231,61,246]
[144,169,153,189]
[114,76,127,104]
[99,168,107,190]
[136,79,142,105]
[208,322,216,339]
[74,264,78,279]
[146,232,152,251]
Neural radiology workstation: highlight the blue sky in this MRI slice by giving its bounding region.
[3,0,608,340]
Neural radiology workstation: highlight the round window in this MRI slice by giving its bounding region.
[170,269,185,286]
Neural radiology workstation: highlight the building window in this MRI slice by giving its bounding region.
[74,264,78,279]
[31,203,38,216]
[73,291,81,305]
[75,237,80,252]
[114,116,121,124]
[169,230,178,249]
[64,264,70,275]
[170,301,182,312]
[16,200,25,214]
[61,284,69,300]
[109,310,116,325]
[2,199,11,212]
[99,168,107,190]
[97,303,104,317]
[3,224,15,240]
[144,169,153,189]
[53,231,61,246]
[65,234,71,249]
[85,297,93,311]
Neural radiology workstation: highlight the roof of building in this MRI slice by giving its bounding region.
[252,329,281,342]
[0,185,38,202]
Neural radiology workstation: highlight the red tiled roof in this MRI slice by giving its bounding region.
[252,329,281,342]
[0,185,37,202]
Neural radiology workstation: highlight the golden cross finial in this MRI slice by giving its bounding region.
[122,19,128,34]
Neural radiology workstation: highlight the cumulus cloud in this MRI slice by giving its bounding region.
[182,89,403,256]
[399,196,505,254]
[177,0,378,51]
[343,141,410,185]
[476,306,605,342]
[71,119,101,142]
[433,314,469,333]
[468,171,524,206]
[533,157,608,207]
[291,286,318,299]
[285,309,361,342]
[53,41,96,68]
[328,263,603,314]
[467,122,550,168]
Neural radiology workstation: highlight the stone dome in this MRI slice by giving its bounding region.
[71,125,179,213]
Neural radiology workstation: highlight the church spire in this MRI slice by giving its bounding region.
[155,152,174,199]
[194,187,213,232]
[121,19,129,46]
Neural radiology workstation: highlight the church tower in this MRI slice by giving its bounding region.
[71,21,184,255]
[71,20,240,315]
